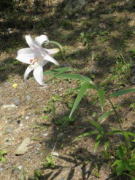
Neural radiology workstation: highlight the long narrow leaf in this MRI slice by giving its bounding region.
[69,81,93,118]
[110,88,135,97]
[74,130,98,141]
[97,89,106,111]
[44,67,74,75]
[90,120,103,131]
[94,141,100,152]
[55,73,94,84]
[98,111,113,123]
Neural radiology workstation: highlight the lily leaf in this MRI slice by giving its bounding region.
[69,81,94,118]
[56,73,94,84]
[44,67,74,75]
[97,88,106,111]
[110,88,135,97]
[98,111,113,123]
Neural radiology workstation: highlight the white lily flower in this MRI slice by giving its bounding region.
[16,34,59,86]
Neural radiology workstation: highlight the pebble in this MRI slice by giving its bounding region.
[17,165,23,170]
[51,152,59,157]
[25,95,31,101]
[25,116,30,120]
[1,104,17,109]
[15,137,31,155]
[12,97,20,106]
[0,168,4,172]
[4,127,14,134]
[42,133,48,137]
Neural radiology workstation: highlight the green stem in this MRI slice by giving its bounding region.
[49,40,65,60]
[107,97,123,130]
[107,97,130,152]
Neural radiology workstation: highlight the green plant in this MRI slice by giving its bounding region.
[43,155,55,168]
[43,67,135,178]
[80,32,96,48]
[112,145,135,179]
[75,120,110,152]
[33,169,43,180]
[0,150,7,162]
[130,103,135,111]
[54,115,75,127]
[110,54,132,84]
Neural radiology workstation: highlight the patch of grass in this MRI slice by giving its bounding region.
[43,155,56,169]
[54,115,75,127]
[33,169,43,180]
[129,103,135,111]
[102,54,132,87]
[0,150,7,162]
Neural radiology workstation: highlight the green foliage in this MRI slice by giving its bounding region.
[110,88,135,97]
[109,55,131,84]
[0,150,7,162]
[33,169,42,180]
[69,81,95,118]
[54,115,75,126]
[75,120,109,152]
[44,66,135,178]
[97,88,106,112]
[43,155,55,169]
[112,145,135,178]
[98,110,113,123]
[130,103,135,111]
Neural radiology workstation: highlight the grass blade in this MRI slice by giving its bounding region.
[98,110,113,123]
[90,120,103,131]
[110,88,135,97]
[56,73,94,83]
[69,81,93,118]
[44,67,74,75]
[97,88,106,111]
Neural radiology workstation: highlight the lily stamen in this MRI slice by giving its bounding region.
[30,59,38,65]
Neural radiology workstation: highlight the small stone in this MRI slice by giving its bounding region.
[1,104,17,109]
[51,152,59,157]
[17,165,23,170]
[4,138,13,145]
[12,98,20,106]
[0,167,4,171]
[5,127,14,134]
[42,133,48,137]
[26,95,31,101]
[25,116,29,120]
[15,137,31,155]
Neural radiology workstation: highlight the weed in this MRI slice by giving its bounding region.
[130,103,135,111]
[112,145,135,179]
[109,54,132,85]
[0,150,7,162]
[46,67,135,178]
[33,169,43,180]
[43,155,55,169]
[54,115,75,127]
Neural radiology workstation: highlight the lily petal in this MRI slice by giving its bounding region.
[35,35,49,45]
[17,48,33,55]
[24,65,34,80]
[43,54,59,65]
[45,48,60,55]
[33,65,44,85]
[16,48,36,64]
[25,35,38,49]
